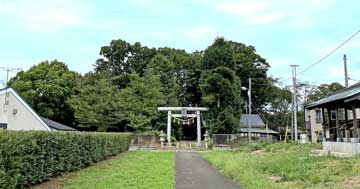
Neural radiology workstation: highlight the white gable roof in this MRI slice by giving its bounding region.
[0,88,51,131]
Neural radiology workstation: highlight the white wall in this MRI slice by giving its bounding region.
[0,89,50,131]
[305,109,323,142]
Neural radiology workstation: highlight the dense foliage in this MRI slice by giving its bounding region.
[67,73,123,131]
[307,82,345,103]
[9,37,276,135]
[0,130,131,188]
[8,60,79,126]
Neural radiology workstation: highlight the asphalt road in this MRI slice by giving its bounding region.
[175,152,242,189]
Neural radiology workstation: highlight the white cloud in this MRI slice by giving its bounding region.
[247,13,286,25]
[217,1,269,17]
[329,66,344,78]
[129,0,184,16]
[268,57,295,68]
[0,0,91,32]
[185,26,213,39]
[213,0,335,26]
[215,0,284,25]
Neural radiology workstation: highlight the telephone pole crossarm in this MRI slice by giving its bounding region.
[0,67,22,87]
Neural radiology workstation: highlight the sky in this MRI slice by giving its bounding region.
[0,0,359,88]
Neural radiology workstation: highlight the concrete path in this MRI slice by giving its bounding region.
[175,152,241,189]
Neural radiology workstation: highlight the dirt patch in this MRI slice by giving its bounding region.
[325,159,342,169]
[32,174,75,189]
[353,162,360,171]
[338,176,360,189]
[251,150,266,155]
[269,176,282,183]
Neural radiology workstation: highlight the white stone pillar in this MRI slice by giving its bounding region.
[345,130,350,142]
[167,111,171,145]
[197,110,201,146]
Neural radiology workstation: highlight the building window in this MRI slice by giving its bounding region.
[331,111,337,120]
[0,123,7,129]
[329,110,345,120]
[315,110,322,123]
[338,109,345,120]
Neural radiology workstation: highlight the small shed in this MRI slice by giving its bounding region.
[240,114,278,141]
[240,114,265,128]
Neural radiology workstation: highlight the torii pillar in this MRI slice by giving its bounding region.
[167,110,172,145]
[196,110,201,145]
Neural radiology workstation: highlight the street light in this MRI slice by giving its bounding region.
[241,78,252,143]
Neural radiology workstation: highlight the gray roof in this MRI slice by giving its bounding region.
[40,117,77,131]
[240,114,265,128]
[307,82,360,109]
[239,128,278,134]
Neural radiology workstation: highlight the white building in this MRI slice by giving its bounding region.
[0,88,76,131]
[305,108,324,143]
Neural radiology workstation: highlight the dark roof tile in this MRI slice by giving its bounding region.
[40,117,77,131]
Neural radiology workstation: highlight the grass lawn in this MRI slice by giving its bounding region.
[34,151,175,189]
[201,143,360,189]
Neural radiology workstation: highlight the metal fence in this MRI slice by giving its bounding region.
[212,134,277,146]
[131,134,159,147]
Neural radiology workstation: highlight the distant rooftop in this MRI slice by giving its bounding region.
[239,128,278,134]
[41,117,77,131]
[240,114,265,128]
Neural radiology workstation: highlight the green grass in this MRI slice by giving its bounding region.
[201,143,360,189]
[50,151,175,189]
[65,151,174,189]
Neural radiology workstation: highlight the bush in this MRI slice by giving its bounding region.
[0,130,131,188]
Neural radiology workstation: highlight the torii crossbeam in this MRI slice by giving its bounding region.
[158,107,208,146]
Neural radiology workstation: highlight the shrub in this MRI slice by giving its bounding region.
[0,130,131,188]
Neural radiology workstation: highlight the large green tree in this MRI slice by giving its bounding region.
[118,73,165,132]
[201,37,270,110]
[95,39,157,88]
[263,84,292,130]
[307,82,345,103]
[157,47,202,106]
[145,54,179,106]
[8,60,78,126]
[200,66,242,134]
[67,73,123,131]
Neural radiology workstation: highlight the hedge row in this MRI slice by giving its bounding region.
[0,130,131,188]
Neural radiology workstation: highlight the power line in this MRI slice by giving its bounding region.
[349,78,360,82]
[299,29,360,74]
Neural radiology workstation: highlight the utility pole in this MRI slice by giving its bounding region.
[1,67,21,112]
[0,67,22,87]
[248,78,252,143]
[343,54,349,88]
[290,65,299,141]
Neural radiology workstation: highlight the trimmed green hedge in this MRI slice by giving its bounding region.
[0,130,131,188]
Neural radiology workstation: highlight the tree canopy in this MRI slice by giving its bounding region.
[8,37,280,135]
[8,60,78,126]
[307,82,345,103]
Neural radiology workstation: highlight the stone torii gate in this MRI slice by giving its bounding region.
[158,107,208,146]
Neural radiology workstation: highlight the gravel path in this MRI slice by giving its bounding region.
[175,152,242,189]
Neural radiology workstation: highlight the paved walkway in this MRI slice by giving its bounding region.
[175,152,241,189]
